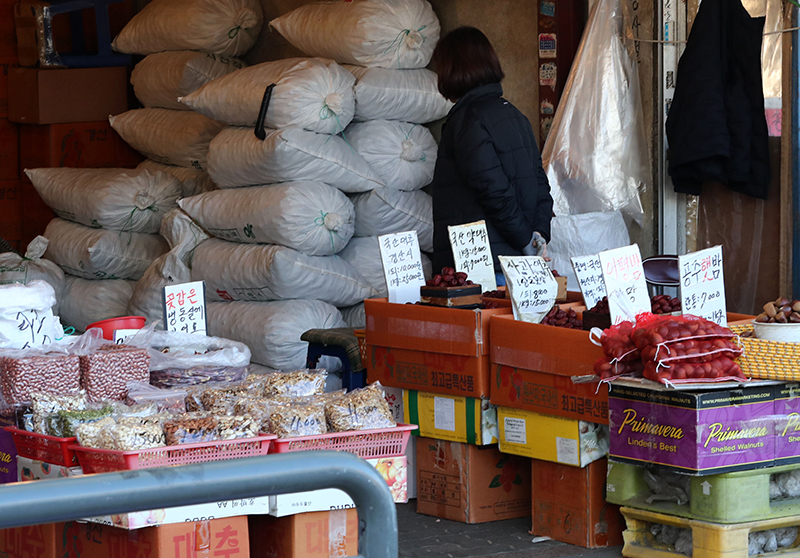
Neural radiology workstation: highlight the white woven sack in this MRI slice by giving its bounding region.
[110,109,225,170]
[339,303,366,328]
[207,127,383,192]
[346,120,436,191]
[270,0,440,69]
[351,188,433,251]
[43,219,169,281]
[60,276,136,333]
[0,237,65,313]
[345,66,452,123]
[131,52,246,111]
[25,168,181,234]
[207,299,346,369]
[137,160,217,198]
[181,58,355,134]
[178,182,354,256]
[191,239,378,307]
[0,281,64,349]
[112,0,263,56]
[337,235,431,297]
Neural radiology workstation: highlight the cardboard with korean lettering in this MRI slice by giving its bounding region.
[163,281,207,335]
[403,390,498,445]
[249,509,358,558]
[679,245,727,326]
[415,437,531,524]
[56,516,248,558]
[0,522,63,558]
[448,220,496,292]
[598,245,649,324]
[499,256,558,323]
[570,254,607,309]
[365,298,511,398]
[377,230,426,304]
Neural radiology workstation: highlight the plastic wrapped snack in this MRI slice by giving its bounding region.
[31,391,87,434]
[162,413,219,445]
[262,370,326,398]
[1,352,81,407]
[199,384,247,414]
[55,405,114,437]
[111,401,159,419]
[76,416,118,448]
[268,399,326,438]
[216,415,258,440]
[150,366,248,388]
[233,396,285,432]
[108,419,166,450]
[325,383,396,432]
[126,382,187,413]
[79,344,151,402]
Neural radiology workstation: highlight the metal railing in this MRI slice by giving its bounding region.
[0,450,398,558]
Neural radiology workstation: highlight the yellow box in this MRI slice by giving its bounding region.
[497,407,608,467]
[404,390,497,445]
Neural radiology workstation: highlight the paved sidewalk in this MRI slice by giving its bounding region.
[397,502,623,558]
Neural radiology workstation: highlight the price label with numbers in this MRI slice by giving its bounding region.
[570,254,607,309]
[163,281,207,335]
[599,245,649,324]
[378,231,426,304]
[448,220,496,292]
[679,245,726,326]
[499,256,558,323]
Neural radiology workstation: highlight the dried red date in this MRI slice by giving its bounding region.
[541,306,582,329]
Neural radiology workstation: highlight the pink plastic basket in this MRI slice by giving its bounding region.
[269,424,417,459]
[4,426,78,467]
[69,434,277,474]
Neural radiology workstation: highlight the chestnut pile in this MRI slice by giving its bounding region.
[542,305,582,329]
[755,297,800,324]
[588,295,681,315]
[426,267,474,287]
[483,290,506,299]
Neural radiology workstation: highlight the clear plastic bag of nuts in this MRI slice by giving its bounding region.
[75,416,117,448]
[162,412,219,445]
[216,415,259,440]
[268,399,327,438]
[126,382,187,413]
[30,391,88,435]
[78,344,150,402]
[199,383,248,414]
[55,404,115,437]
[0,350,81,407]
[233,396,289,433]
[325,382,396,432]
[262,369,327,398]
[109,418,167,450]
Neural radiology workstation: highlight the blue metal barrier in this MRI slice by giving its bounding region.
[0,451,397,558]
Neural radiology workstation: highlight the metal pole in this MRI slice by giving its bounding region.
[0,451,397,558]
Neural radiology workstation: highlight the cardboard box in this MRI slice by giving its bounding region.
[0,523,62,558]
[268,456,408,517]
[0,414,17,484]
[365,298,510,398]
[492,364,609,424]
[19,121,119,169]
[9,67,128,124]
[61,516,248,558]
[0,180,21,243]
[0,0,16,58]
[608,383,775,475]
[0,119,19,180]
[382,386,417,498]
[17,456,82,482]
[249,510,357,558]
[532,458,623,548]
[498,407,609,467]
[415,437,531,524]
[403,390,497,445]
[773,383,800,466]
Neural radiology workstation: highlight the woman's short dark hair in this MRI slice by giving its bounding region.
[431,27,504,101]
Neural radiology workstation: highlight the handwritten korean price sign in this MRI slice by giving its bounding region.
[598,245,649,324]
[570,254,607,309]
[499,256,558,323]
[448,220,496,292]
[378,231,426,304]
[679,245,727,326]
[163,281,207,335]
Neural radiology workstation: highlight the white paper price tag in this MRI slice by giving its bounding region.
[163,281,207,335]
[599,245,649,324]
[679,245,727,326]
[570,254,607,309]
[448,220,496,292]
[113,329,140,344]
[499,256,558,323]
[378,231,426,304]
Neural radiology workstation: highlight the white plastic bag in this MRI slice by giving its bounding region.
[208,299,346,370]
[351,188,433,251]
[0,237,65,312]
[191,239,378,307]
[346,65,452,123]
[131,51,246,111]
[43,219,169,281]
[346,120,436,191]
[25,168,181,233]
[542,0,647,223]
[181,58,355,134]
[59,276,136,333]
[270,0,440,69]
[110,109,225,170]
[137,160,217,198]
[339,303,366,328]
[337,235,431,297]
[112,0,263,56]
[0,280,64,349]
[127,329,251,371]
[207,126,383,192]
[178,182,354,256]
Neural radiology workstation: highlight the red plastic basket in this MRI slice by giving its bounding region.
[269,424,417,459]
[69,434,277,474]
[4,426,79,467]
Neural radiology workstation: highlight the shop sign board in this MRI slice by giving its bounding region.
[448,220,496,292]
[570,254,607,309]
[678,245,726,326]
[163,280,207,335]
[599,245,649,324]
[499,256,558,323]
[378,230,425,304]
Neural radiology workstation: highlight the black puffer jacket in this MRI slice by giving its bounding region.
[431,83,553,273]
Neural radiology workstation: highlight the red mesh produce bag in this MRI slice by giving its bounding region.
[640,337,743,364]
[594,321,639,362]
[593,356,644,380]
[631,314,734,350]
[643,356,745,384]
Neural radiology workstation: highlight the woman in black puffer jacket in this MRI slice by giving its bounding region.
[430,27,554,283]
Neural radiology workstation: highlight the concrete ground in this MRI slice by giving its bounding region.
[397,502,623,558]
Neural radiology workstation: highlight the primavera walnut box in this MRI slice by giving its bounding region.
[608,383,775,475]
